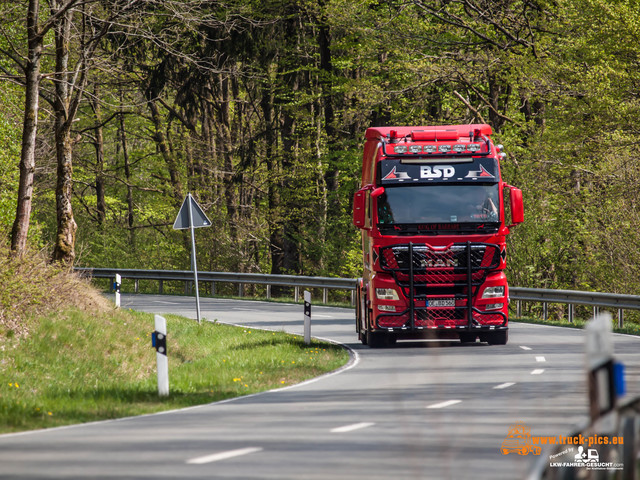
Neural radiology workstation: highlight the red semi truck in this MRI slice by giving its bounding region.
[352,124,523,347]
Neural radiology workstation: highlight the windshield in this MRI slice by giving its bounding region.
[377,184,499,233]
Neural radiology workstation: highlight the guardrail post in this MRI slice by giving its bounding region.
[210,281,215,297]
[618,309,624,328]
[159,280,163,295]
[238,283,244,297]
[295,286,300,303]
[568,303,574,323]
[323,288,328,304]
[351,289,355,307]
[543,302,548,322]
[516,300,522,318]
[267,285,271,300]
[135,279,139,294]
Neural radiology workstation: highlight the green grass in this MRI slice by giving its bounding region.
[0,308,349,434]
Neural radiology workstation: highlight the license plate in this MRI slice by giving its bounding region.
[427,299,455,307]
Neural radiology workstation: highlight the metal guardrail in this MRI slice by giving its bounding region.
[76,268,640,326]
[510,287,640,328]
[75,268,357,304]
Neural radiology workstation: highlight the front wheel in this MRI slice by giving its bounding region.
[366,329,388,348]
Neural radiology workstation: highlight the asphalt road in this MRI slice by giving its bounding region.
[1,294,639,479]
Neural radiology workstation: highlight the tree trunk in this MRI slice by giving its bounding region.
[50,4,77,264]
[119,110,135,244]
[11,0,42,256]
[52,123,77,264]
[91,84,106,225]
[148,98,183,205]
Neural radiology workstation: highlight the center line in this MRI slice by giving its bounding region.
[536,356,546,362]
[186,447,263,465]
[520,346,532,351]
[531,369,545,375]
[331,422,375,433]
[426,399,462,409]
[494,382,516,390]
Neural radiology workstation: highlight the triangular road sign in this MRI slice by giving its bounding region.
[173,193,211,230]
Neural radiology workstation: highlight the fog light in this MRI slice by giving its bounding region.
[379,305,397,312]
[485,303,504,311]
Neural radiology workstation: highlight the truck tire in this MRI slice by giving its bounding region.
[459,333,477,344]
[367,330,387,348]
[485,330,508,345]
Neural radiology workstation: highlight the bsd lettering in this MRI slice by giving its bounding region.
[420,165,455,179]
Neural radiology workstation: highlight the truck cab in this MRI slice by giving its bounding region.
[353,124,523,347]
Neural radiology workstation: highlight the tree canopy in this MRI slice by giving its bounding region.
[0,0,638,296]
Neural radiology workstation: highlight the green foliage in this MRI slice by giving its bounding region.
[0,85,22,239]
[0,0,639,297]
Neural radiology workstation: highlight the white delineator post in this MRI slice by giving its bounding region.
[114,273,121,308]
[154,315,169,397]
[304,290,311,345]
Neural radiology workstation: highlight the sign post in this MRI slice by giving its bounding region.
[173,193,211,324]
[585,313,625,422]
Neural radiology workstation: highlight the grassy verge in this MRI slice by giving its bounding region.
[0,308,349,434]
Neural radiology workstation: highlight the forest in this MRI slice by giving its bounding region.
[0,0,639,299]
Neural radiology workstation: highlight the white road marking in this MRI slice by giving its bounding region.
[313,315,334,318]
[494,382,516,390]
[187,447,263,465]
[536,356,546,362]
[531,369,545,375]
[426,400,462,409]
[520,346,532,351]
[331,422,375,433]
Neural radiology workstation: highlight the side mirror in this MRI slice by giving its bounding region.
[353,185,375,229]
[509,186,524,226]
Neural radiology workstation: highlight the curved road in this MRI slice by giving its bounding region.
[1,294,639,479]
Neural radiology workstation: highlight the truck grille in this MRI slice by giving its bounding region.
[377,242,506,330]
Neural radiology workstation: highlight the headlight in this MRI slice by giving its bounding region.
[482,286,505,299]
[378,305,397,312]
[376,288,399,300]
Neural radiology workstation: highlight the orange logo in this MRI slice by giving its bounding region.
[501,423,542,456]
